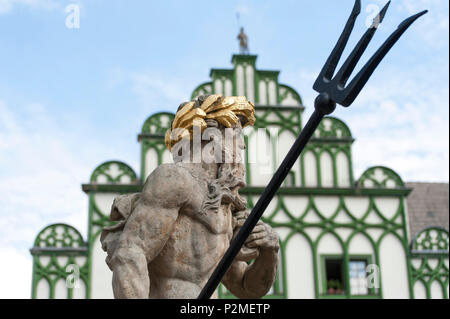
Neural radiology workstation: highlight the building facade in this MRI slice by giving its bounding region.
[30,54,449,299]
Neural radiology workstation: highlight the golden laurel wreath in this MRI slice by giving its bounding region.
[165,95,255,150]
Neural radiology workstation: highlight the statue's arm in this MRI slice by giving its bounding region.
[221,218,279,299]
[109,165,192,298]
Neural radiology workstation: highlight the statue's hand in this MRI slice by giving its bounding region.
[232,210,258,262]
[246,221,280,253]
[232,210,279,262]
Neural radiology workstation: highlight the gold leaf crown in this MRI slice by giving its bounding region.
[165,95,255,150]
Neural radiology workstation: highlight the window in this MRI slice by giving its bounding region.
[349,260,369,295]
[321,255,376,298]
[324,257,345,295]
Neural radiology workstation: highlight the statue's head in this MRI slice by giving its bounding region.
[166,94,254,212]
[165,94,255,167]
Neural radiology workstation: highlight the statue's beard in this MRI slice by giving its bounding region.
[202,162,247,214]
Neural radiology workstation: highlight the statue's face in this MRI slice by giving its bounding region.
[221,124,246,165]
[220,124,246,185]
[171,121,247,168]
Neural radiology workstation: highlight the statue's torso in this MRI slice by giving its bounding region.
[147,174,234,298]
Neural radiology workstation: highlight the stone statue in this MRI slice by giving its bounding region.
[237,27,249,54]
[100,94,279,299]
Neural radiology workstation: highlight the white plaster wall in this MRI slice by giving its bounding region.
[430,280,444,299]
[283,196,309,219]
[245,65,255,103]
[54,279,67,299]
[280,92,300,106]
[214,79,223,95]
[252,195,279,219]
[225,79,233,96]
[162,149,173,164]
[334,228,353,242]
[303,209,322,223]
[413,280,427,299]
[93,193,115,215]
[364,211,386,227]
[374,197,400,220]
[277,131,300,187]
[285,233,315,298]
[145,148,158,180]
[314,196,340,219]
[236,65,245,96]
[90,193,116,299]
[336,152,350,187]
[36,278,50,299]
[303,151,317,187]
[90,238,114,298]
[320,151,333,187]
[268,81,277,105]
[317,233,344,255]
[72,279,87,299]
[247,129,274,186]
[259,80,267,105]
[348,233,374,255]
[344,197,370,219]
[263,110,281,122]
[57,256,68,267]
[38,256,50,267]
[379,234,409,298]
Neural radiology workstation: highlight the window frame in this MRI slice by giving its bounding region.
[319,254,380,299]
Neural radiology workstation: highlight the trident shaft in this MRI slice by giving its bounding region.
[198,0,427,299]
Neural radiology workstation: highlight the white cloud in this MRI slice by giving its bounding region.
[0,0,60,14]
[278,1,449,184]
[131,72,188,109]
[398,0,449,48]
[236,4,249,16]
[371,0,449,48]
[0,100,90,241]
[345,67,449,182]
[281,58,448,183]
[108,69,201,112]
[0,99,93,298]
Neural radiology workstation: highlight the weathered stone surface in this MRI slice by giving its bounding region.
[101,96,279,299]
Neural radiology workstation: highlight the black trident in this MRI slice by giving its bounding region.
[198,0,427,299]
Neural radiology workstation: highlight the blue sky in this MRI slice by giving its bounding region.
[0,0,448,298]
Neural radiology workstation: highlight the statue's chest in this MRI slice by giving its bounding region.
[192,202,233,235]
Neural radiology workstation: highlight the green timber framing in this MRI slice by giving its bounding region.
[30,224,89,298]
[30,54,449,299]
[191,55,302,106]
[77,172,448,299]
[410,227,449,299]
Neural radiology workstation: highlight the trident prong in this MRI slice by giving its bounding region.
[197,0,427,299]
[313,0,427,107]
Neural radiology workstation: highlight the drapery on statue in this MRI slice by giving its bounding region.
[100,94,279,299]
[237,27,249,54]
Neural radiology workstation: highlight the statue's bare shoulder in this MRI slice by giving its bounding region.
[141,163,201,211]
